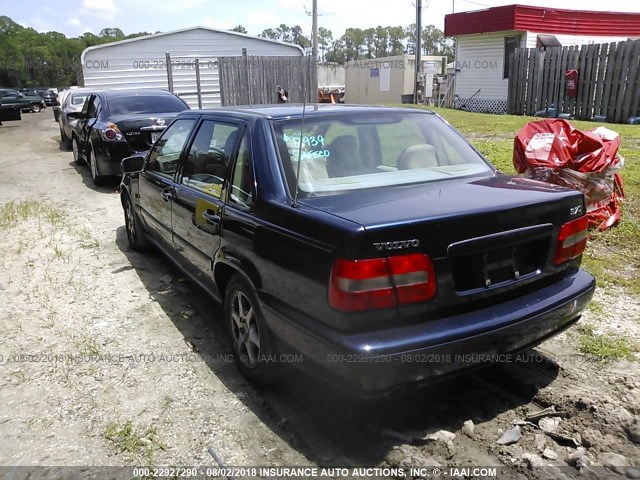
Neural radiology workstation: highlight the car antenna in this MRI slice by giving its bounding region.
[292,53,313,208]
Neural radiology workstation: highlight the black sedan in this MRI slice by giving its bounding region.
[38,89,58,106]
[71,89,189,185]
[120,105,595,397]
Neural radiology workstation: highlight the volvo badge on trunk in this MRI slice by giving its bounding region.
[373,239,420,251]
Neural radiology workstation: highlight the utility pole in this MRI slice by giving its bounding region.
[311,0,318,100]
[414,0,422,104]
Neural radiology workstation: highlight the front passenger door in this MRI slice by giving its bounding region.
[138,118,197,249]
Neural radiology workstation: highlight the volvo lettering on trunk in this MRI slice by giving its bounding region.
[373,239,420,251]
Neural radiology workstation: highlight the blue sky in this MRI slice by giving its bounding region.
[1,0,638,39]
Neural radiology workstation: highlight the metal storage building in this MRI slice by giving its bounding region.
[445,5,640,114]
[80,26,304,109]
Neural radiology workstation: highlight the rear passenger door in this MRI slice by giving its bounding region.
[172,118,243,289]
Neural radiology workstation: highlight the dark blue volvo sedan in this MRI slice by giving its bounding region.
[120,105,595,396]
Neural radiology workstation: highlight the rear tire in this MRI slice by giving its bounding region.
[225,274,279,386]
[31,103,41,113]
[123,194,149,252]
[72,136,83,165]
[89,142,106,186]
[60,127,72,150]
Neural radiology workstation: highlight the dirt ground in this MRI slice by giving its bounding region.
[0,112,639,479]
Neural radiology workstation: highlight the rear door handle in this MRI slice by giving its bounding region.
[161,190,174,201]
[203,211,221,225]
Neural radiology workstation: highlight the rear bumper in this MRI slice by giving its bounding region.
[263,269,595,395]
[96,142,136,176]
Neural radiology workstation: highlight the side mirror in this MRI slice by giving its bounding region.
[67,111,85,119]
[17,93,24,98]
[121,155,145,174]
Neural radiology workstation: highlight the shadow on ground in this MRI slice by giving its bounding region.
[67,160,121,194]
[115,226,560,466]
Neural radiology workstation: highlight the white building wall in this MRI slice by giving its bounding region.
[453,31,525,113]
[81,27,303,109]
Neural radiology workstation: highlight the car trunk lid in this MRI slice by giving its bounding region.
[302,174,586,319]
[111,113,178,151]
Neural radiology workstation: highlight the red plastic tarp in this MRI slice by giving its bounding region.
[513,119,624,231]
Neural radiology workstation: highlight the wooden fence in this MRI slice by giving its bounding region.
[218,56,317,106]
[507,39,640,123]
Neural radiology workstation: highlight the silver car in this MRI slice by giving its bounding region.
[58,88,97,149]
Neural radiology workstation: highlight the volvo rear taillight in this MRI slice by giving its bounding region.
[554,216,588,265]
[329,253,436,312]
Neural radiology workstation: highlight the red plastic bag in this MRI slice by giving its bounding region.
[513,119,624,231]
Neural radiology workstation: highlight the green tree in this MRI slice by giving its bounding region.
[230,25,247,34]
[99,27,125,38]
[317,27,333,62]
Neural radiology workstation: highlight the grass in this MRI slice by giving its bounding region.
[71,335,101,357]
[0,200,66,230]
[577,324,637,361]
[103,420,166,461]
[421,106,640,298]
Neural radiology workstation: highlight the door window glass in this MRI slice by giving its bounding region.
[180,120,241,199]
[146,119,196,179]
[229,132,254,209]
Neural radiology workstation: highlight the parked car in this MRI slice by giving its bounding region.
[57,88,97,149]
[70,89,189,185]
[0,99,21,124]
[0,88,46,113]
[38,89,58,106]
[120,105,596,396]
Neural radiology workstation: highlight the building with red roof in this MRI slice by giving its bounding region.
[444,5,640,113]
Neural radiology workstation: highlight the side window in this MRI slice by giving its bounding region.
[81,96,92,116]
[180,120,241,199]
[87,97,100,118]
[147,119,196,179]
[229,132,254,209]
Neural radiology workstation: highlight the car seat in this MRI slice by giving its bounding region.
[397,144,439,170]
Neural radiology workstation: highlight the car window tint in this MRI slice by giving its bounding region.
[147,119,196,179]
[81,96,92,115]
[87,97,100,118]
[108,95,188,115]
[229,132,254,210]
[180,120,241,199]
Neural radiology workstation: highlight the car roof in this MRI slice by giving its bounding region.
[97,88,176,98]
[180,104,436,120]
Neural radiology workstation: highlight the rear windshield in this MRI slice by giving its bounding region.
[272,112,493,195]
[107,95,188,115]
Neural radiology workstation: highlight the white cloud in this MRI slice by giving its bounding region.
[67,17,82,27]
[83,0,118,13]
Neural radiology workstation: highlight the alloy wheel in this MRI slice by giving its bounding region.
[72,138,81,164]
[90,146,98,182]
[230,290,261,368]
[125,199,137,246]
